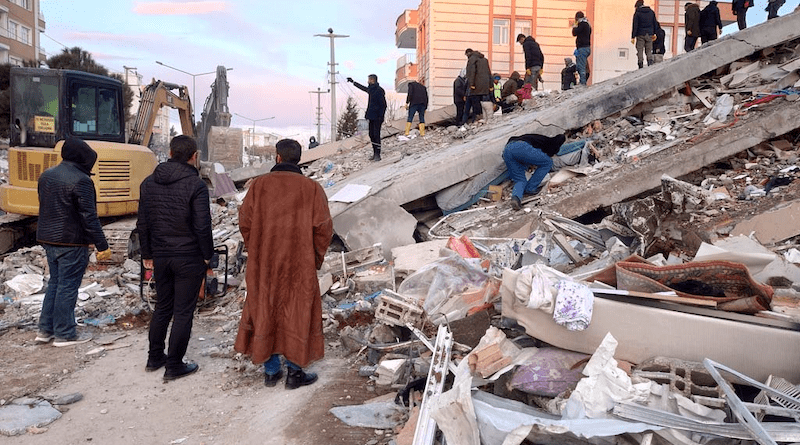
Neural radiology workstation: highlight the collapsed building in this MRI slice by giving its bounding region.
[2,10,800,445]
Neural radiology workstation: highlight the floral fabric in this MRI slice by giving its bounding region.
[553,280,594,331]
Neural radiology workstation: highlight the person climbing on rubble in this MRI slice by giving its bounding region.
[501,71,521,113]
[684,2,701,52]
[699,1,723,43]
[653,22,666,63]
[502,133,566,211]
[561,58,578,91]
[766,0,786,19]
[732,0,751,30]
[461,48,493,125]
[36,137,112,347]
[234,139,333,390]
[572,11,591,86]
[137,135,213,382]
[453,68,469,124]
[516,34,544,90]
[631,0,658,69]
[404,77,428,136]
[346,74,387,161]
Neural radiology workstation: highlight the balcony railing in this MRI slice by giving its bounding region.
[395,57,418,93]
[395,9,418,49]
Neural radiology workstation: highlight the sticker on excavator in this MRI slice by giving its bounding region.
[34,116,55,133]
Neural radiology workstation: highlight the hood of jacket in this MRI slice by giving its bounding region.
[60,137,97,175]
[153,159,199,185]
[469,51,486,61]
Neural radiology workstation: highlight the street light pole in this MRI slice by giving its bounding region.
[155,61,233,115]
[314,28,348,144]
[234,113,274,148]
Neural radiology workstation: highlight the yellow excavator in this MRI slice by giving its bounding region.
[0,67,195,256]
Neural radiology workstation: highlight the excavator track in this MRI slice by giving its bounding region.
[100,217,139,265]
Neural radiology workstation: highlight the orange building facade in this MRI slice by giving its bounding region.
[0,0,46,66]
[396,0,734,108]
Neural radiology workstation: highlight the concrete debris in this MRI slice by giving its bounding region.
[2,12,800,445]
[0,399,61,436]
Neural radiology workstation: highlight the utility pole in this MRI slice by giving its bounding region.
[308,88,329,144]
[314,28,348,143]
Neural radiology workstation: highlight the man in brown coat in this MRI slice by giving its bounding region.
[235,138,333,389]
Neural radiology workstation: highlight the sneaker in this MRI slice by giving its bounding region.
[163,363,199,382]
[285,368,318,390]
[53,332,93,347]
[510,196,522,211]
[35,331,54,344]
[264,369,284,387]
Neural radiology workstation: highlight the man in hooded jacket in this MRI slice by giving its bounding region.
[732,0,750,30]
[235,139,333,389]
[502,133,566,210]
[137,135,213,381]
[517,34,545,90]
[462,48,493,125]
[631,0,658,68]
[684,3,701,52]
[37,137,111,347]
[699,1,723,43]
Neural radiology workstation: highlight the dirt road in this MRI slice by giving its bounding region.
[1,320,395,445]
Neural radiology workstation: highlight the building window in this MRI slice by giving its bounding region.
[8,21,18,40]
[14,0,30,10]
[493,19,509,45]
[9,56,23,67]
[20,26,31,45]
[515,20,532,39]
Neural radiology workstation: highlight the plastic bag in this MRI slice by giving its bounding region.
[397,252,488,320]
[708,94,734,122]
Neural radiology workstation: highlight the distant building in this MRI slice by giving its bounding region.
[396,0,734,109]
[0,0,46,66]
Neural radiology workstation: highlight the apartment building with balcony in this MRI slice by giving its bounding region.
[0,0,45,66]
[396,0,734,109]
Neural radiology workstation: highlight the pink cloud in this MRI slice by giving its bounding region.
[133,1,227,15]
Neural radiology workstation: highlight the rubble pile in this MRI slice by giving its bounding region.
[2,13,800,444]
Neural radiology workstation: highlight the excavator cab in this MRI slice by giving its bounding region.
[0,67,157,217]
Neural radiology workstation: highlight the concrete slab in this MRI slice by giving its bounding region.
[207,127,243,171]
[300,135,369,165]
[0,401,61,436]
[547,97,800,218]
[391,239,449,278]
[731,200,800,245]
[332,196,417,260]
[228,162,275,183]
[324,13,800,219]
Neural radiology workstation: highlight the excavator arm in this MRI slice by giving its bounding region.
[128,80,195,147]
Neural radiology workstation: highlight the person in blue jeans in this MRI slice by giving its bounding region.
[572,11,592,86]
[502,133,566,210]
[36,137,112,347]
[405,78,428,136]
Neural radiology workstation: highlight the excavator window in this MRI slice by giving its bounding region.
[69,83,122,138]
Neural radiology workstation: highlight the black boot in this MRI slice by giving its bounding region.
[370,148,381,162]
[285,368,318,389]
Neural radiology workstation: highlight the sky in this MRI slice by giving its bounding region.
[39,0,799,146]
[39,0,419,145]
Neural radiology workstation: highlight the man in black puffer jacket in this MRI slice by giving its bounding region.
[136,135,213,382]
[517,34,545,90]
[37,137,111,347]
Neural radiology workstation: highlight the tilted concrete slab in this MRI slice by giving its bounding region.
[546,96,800,218]
[332,195,418,260]
[324,12,800,218]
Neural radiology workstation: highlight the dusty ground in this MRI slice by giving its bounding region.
[0,317,397,445]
